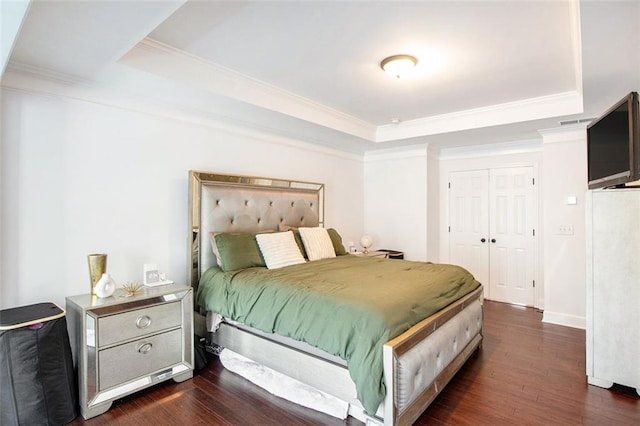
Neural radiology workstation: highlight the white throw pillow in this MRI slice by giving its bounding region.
[256,231,306,269]
[298,227,336,261]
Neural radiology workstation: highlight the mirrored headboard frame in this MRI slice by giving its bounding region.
[188,171,324,290]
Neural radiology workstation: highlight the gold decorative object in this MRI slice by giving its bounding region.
[122,282,144,297]
[87,254,107,295]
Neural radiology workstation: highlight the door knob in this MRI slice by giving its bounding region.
[491,238,496,243]
[481,238,486,243]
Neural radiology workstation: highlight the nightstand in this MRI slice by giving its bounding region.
[66,284,193,419]
[378,249,404,259]
[354,250,389,259]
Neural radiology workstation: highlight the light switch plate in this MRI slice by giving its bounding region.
[558,225,574,235]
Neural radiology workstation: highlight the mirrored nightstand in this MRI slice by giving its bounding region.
[66,284,193,419]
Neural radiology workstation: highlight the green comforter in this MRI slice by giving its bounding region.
[196,255,480,414]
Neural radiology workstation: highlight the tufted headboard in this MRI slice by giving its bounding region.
[188,171,324,290]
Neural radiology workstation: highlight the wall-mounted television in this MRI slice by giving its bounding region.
[587,91,640,189]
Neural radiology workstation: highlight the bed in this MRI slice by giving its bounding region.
[188,171,483,425]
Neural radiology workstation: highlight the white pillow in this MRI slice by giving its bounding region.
[256,231,306,269]
[298,227,336,261]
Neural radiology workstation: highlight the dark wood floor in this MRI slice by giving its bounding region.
[69,301,639,425]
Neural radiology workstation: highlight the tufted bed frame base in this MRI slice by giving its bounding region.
[189,171,483,426]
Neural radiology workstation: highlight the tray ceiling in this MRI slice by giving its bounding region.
[3,1,639,153]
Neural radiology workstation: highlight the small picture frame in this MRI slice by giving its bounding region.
[143,263,174,287]
[143,264,160,285]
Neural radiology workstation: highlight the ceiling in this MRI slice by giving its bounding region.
[3,1,639,154]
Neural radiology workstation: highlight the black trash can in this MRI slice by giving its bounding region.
[0,303,78,425]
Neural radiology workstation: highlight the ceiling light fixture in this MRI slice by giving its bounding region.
[380,54,418,79]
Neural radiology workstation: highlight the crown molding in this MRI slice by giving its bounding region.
[120,38,377,142]
[124,39,585,146]
[538,124,586,144]
[1,62,363,162]
[439,138,542,160]
[363,145,428,163]
[376,91,584,142]
[8,40,585,151]
[5,61,95,86]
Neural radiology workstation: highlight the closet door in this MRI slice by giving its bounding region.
[448,170,490,298]
[489,167,536,306]
[449,167,536,306]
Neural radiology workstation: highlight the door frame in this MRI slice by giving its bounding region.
[438,149,542,309]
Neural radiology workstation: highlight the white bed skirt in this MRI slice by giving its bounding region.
[219,349,352,420]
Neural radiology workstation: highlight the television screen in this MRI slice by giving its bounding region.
[588,101,630,183]
[587,92,639,189]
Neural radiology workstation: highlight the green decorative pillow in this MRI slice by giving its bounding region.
[327,228,347,255]
[213,232,266,272]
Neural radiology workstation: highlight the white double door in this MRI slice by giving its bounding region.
[449,167,537,306]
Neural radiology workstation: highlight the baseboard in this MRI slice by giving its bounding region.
[542,311,586,329]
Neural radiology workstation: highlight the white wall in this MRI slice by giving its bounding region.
[363,147,428,260]
[0,88,364,308]
[540,127,588,328]
[426,146,440,261]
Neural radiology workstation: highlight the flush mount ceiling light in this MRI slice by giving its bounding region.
[380,54,418,79]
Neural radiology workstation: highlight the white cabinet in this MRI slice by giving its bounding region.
[66,285,194,419]
[586,189,640,394]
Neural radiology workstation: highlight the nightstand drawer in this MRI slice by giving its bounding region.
[98,328,182,390]
[98,301,182,347]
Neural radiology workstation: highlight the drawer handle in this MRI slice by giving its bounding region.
[137,342,153,354]
[136,315,152,329]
